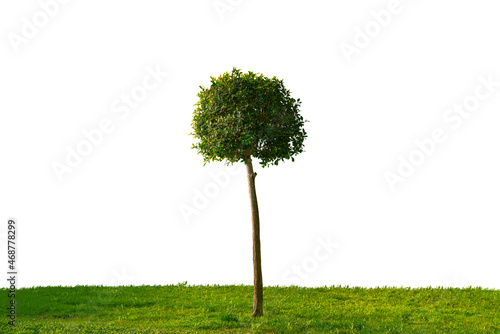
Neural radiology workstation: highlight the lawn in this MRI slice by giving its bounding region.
[1,284,499,333]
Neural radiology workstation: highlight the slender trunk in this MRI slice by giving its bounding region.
[244,156,263,317]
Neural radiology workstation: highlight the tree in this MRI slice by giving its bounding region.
[190,68,307,317]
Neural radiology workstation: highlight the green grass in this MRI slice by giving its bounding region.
[1,284,499,333]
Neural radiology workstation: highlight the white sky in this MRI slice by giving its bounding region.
[1,0,499,289]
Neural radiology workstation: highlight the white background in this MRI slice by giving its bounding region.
[1,0,499,289]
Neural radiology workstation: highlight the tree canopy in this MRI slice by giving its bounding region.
[191,68,307,167]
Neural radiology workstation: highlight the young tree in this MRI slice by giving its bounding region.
[190,68,307,317]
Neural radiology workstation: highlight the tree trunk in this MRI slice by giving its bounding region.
[244,156,263,317]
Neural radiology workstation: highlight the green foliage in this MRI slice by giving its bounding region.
[191,68,308,167]
[1,285,499,333]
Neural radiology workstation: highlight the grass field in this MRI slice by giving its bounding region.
[1,284,499,333]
